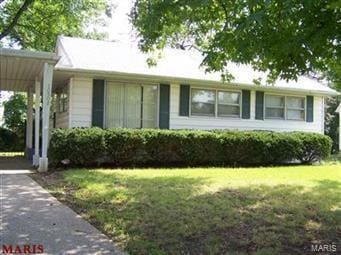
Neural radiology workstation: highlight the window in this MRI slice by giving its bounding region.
[286,96,305,120]
[142,85,158,128]
[59,86,68,113]
[105,83,158,128]
[265,95,285,119]
[218,91,240,117]
[190,88,241,118]
[265,94,305,120]
[191,89,215,116]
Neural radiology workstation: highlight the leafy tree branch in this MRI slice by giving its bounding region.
[131,0,341,84]
[0,0,112,51]
[0,0,34,40]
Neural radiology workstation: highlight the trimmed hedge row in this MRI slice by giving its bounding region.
[49,128,332,167]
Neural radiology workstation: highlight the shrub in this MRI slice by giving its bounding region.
[105,128,150,165]
[48,128,105,166]
[48,128,332,167]
[0,127,21,151]
[290,132,332,163]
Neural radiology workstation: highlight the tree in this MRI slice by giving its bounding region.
[3,94,26,135]
[131,0,340,83]
[0,0,113,51]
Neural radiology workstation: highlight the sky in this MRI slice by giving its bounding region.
[107,0,136,43]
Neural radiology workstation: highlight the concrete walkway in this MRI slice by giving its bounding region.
[0,173,123,255]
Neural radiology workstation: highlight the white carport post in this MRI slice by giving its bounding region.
[38,63,54,172]
[25,86,33,157]
[336,103,341,151]
[33,78,41,166]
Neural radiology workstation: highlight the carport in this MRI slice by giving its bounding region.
[0,48,59,171]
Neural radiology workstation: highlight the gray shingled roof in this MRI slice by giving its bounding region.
[55,36,338,96]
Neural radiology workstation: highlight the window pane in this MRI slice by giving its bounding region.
[142,120,155,128]
[218,105,240,117]
[218,91,240,104]
[287,97,304,109]
[105,83,124,127]
[265,108,284,119]
[106,83,157,129]
[191,89,215,116]
[191,103,215,116]
[142,85,157,128]
[265,95,284,107]
[191,89,215,104]
[59,86,68,113]
[287,109,305,120]
[125,85,141,128]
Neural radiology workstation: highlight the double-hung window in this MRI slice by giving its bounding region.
[191,89,215,116]
[218,91,240,117]
[190,88,241,118]
[265,94,305,120]
[265,95,285,119]
[286,96,305,120]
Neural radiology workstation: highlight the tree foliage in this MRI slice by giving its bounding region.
[0,0,113,51]
[3,94,26,135]
[131,0,341,83]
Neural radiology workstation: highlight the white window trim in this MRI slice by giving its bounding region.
[264,93,306,121]
[189,87,242,119]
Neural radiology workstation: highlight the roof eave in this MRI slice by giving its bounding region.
[54,67,339,96]
[0,48,59,63]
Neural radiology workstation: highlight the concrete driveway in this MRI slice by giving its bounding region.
[0,172,123,255]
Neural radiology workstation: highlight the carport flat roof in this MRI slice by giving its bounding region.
[0,48,59,92]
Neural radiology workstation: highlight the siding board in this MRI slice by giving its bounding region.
[70,77,93,127]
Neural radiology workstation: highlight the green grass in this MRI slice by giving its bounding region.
[0,151,24,157]
[44,165,341,255]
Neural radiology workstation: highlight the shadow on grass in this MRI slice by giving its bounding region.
[61,171,341,255]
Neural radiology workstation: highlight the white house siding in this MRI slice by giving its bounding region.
[169,84,324,134]
[65,78,325,133]
[69,77,93,127]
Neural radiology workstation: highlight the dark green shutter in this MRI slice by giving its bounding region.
[242,90,251,119]
[306,96,314,122]
[92,79,105,128]
[255,91,264,120]
[179,84,190,116]
[159,84,170,129]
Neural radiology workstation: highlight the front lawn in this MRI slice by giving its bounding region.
[38,165,341,255]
